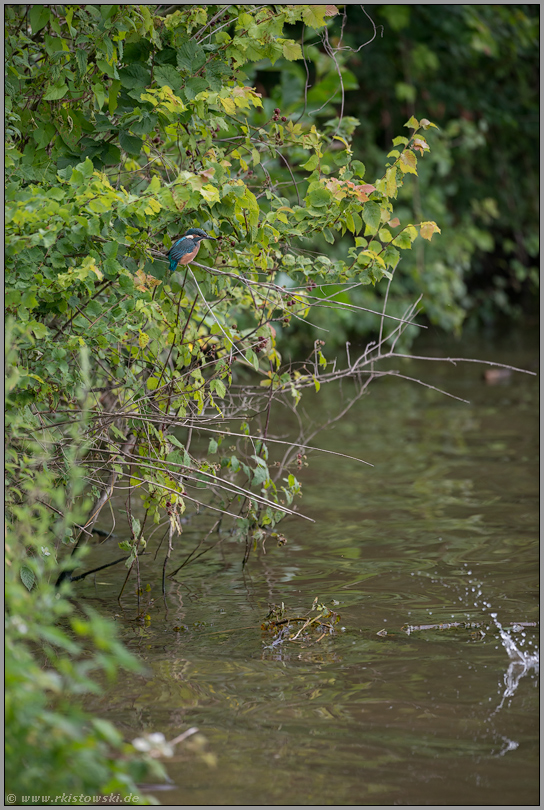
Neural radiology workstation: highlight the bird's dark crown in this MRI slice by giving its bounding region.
[184,228,215,240]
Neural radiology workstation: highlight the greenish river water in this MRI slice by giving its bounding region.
[80,330,539,806]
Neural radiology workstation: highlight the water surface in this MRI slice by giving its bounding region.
[80,330,539,806]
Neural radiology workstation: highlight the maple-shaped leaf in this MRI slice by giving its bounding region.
[419,221,441,241]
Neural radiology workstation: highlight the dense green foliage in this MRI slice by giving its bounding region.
[3,3,470,799]
[315,5,539,336]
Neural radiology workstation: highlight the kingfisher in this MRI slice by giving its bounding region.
[167,228,217,272]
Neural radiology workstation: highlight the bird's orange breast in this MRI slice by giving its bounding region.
[178,242,201,265]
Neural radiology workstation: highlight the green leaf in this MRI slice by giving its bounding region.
[77,157,94,179]
[75,50,88,77]
[119,131,143,156]
[147,377,160,391]
[20,565,36,591]
[177,41,206,73]
[392,231,413,250]
[130,516,141,539]
[283,41,303,61]
[118,64,151,90]
[351,160,366,178]
[382,245,400,269]
[362,201,381,232]
[253,465,269,486]
[30,5,50,33]
[307,187,332,208]
[301,6,328,28]
[208,438,218,454]
[155,65,183,92]
[246,348,260,371]
[86,301,102,318]
[97,59,118,80]
[43,83,68,101]
[210,378,226,398]
[404,116,420,130]
[300,154,319,171]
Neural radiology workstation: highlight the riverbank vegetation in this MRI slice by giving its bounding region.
[5,4,538,800]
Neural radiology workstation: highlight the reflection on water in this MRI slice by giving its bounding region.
[79,331,538,806]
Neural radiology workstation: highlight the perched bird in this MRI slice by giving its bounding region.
[167,228,217,272]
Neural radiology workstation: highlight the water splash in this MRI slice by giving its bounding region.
[489,612,539,717]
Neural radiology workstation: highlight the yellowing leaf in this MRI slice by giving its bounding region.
[200,184,220,203]
[138,330,150,349]
[220,97,237,115]
[325,5,339,16]
[302,6,328,28]
[404,116,420,130]
[378,228,393,243]
[399,150,418,174]
[283,41,303,61]
[413,138,430,155]
[419,221,441,241]
[385,167,398,197]
[144,198,162,214]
